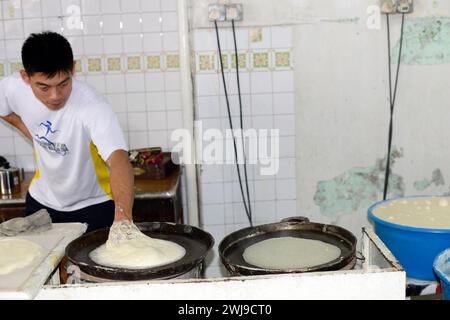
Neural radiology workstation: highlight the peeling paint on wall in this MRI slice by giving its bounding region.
[413,168,445,191]
[391,17,450,65]
[313,148,405,218]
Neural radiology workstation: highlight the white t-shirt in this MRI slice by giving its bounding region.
[0,74,128,211]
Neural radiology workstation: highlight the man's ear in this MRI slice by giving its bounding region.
[19,69,31,84]
[72,61,76,76]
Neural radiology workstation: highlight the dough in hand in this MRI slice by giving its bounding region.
[90,233,186,269]
[0,238,44,275]
[243,237,341,270]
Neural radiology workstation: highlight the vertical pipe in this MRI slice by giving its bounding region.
[177,0,200,227]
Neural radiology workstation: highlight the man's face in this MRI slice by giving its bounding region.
[20,69,74,111]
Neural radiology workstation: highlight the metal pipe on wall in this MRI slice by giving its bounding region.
[177,0,200,227]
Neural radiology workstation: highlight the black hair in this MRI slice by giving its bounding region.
[21,31,74,78]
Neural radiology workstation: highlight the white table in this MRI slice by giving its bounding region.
[0,223,87,300]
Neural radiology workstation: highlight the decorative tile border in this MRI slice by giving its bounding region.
[196,52,216,72]
[74,59,83,73]
[231,53,247,70]
[10,62,23,74]
[195,50,292,73]
[274,50,292,70]
[107,56,122,72]
[166,54,180,70]
[0,51,290,77]
[220,54,229,70]
[126,55,143,72]
[252,51,270,69]
[87,57,102,73]
[0,53,181,77]
[147,55,161,70]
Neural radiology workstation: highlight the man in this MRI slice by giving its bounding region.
[0,32,134,233]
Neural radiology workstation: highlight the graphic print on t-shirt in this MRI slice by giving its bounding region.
[34,120,70,156]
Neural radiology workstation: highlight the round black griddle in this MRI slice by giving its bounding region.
[219,217,357,276]
[65,221,214,281]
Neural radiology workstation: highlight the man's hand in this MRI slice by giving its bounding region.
[106,149,135,245]
[107,149,135,222]
[107,219,142,245]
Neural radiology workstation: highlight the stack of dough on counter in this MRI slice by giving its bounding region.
[243,237,341,270]
[373,197,450,229]
[90,232,186,269]
[0,238,44,275]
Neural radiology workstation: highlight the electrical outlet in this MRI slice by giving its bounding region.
[380,0,396,14]
[226,3,243,21]
[208,4,226,22]
[396,0,414,14]
[209,2,244,22]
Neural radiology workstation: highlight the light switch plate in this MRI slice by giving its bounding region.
[209,3,244,21]
[226,4,243,21]
[208,4,226,22]
[380,0,396,14]
[396,0,414,14]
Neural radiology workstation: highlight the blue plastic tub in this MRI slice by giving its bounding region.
[368,196,450,281]
[433,248,450,300]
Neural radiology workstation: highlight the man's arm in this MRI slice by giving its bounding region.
[0,112,33,141]
[107,149,135,221]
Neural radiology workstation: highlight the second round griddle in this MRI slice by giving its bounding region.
[219,217,357,276]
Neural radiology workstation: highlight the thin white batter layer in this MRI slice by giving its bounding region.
[90,234,186,269]
[373,197,450,229]
[0,238,43,275]
[243,237,341,270]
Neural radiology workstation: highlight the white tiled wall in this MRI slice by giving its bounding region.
[0,1,298,279]
[0,0,182,170]
[192,26,297,278]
